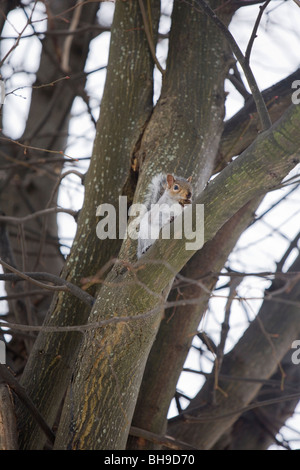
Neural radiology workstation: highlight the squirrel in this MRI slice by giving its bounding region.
[137,173,192,258]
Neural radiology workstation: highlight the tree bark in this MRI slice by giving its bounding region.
[0,384,18,450]
[54,100,300,449]
[0,0,101,383]
[54,0,232,449]
[1,0,100,277]
[213,350,300,450]
[16,0,161,450]
[216,67,300,172]
[9,0,300,451]
[168,252,300,449]
[127,198,261,449]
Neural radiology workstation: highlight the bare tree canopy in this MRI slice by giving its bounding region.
[0,0,300,451]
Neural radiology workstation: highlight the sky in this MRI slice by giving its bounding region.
[1,0,300,449]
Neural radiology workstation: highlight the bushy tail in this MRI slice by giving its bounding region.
[143,173,166,211]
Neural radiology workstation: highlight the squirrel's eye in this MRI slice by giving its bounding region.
[173,184,179,191]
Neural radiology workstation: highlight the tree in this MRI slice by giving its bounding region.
[0,0,300,450]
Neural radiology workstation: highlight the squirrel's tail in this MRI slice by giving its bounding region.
[143,173,166,211]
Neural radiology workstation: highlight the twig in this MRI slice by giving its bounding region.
[228,72,251,100]
[0,135,79,161]
[212,277,242,404]
[0,303,166,335]
[243,298,286,390]
[129,425,197,450]
[191,0,272,130]
[245,0,271,65]
[249,185,300,227]
[0,1,39,68]
[0,289,51,302]
[0,364,55,445]
[276,231,300,272]
[183,368,299,391]
[34,170,84,270]
[0,24,110,39]
[0,207,77,225]
[61,0,83,73]
[1,288,300,335]
[0,259,95,307]
[169,392,300,423]
[17,224,35,332]
[6,76,71,99]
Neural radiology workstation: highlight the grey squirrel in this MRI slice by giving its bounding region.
[137,173,192,258]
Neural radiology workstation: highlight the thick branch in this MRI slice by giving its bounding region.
[16,0,161,450]
[128,198,262,449]
[0,384,18,450]
[193,0,272,130]
[0,365,55,445]
[167,252,300,449]
[213,351,300,449]
[55,103,300,450]
[216,67,300,172]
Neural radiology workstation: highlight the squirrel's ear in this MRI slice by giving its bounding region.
[166,174,174,187]
[187,176,192,183]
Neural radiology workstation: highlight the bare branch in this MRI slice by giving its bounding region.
[138,0,165,75]
[191,0,272,130]
[0,259,95,307]
[61,0,83,73]
[212,277,243,403]
[129,426,197,450]
[245,0,271,64]
[0,136,79,161]
[0,1,39,68]
[0,365,55,445]
[0,207,78,225]
[169,393,300,424]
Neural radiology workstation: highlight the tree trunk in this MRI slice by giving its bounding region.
[0,384,18,450]
[7,0,300,451]
[54,103,300,449]
[16,0,161,450]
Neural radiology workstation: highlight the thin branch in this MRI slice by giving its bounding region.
[0,289,51,302]
[0,135,79,161]
[212,277,242,403]
[0,207,77,226]
[34,170,84,270]
[0,364,55,445]
[245,0,271,65]
[0,293,297,338]
[276,231,300,272]
[191,0,272,130]
[228,71,251,100]
[1,288,300,336]
[0,25,109,40]
[138,0,165,75]
[129,426,197,450]
[6,76,71,99]
[183,368,300,392]
[61,0,83,73]
[0,1,39,68]
[0,259,95,307]
[169,393,300,424]
[244,298,286,390]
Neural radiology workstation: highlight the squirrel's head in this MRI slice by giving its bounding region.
[166,174,192,206]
